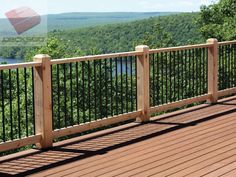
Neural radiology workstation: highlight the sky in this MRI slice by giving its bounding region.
[0,0,218,18]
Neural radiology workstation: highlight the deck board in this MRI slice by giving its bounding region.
[1,96,236,177]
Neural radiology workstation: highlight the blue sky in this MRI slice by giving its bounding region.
[0,0,217,18]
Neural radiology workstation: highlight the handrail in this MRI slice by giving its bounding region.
[51,51,143,65]
[0,61,41,70]
[218,40,236,45]
[149,43,212,54]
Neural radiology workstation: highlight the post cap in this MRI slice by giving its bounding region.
[207,38,218,44]
[33,54,51,62]
[135,45,149,52]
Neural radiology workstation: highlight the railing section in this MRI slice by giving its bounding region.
[0,39,236,153]
[218,41,236,97]
[0,62,41,152]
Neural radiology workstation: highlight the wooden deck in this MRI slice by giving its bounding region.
[1,96,236,177]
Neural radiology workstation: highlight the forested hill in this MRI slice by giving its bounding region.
[0,12,204,60]
[50,13,204,56]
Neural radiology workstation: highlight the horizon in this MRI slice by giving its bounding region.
[0,0,217,18]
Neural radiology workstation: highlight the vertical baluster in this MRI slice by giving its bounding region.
[115,58,118,115]
[165,52,168,104]
[93,61,97,121]
[82,62,86,123]
[161,53,164,105]
[120,57,124,114]
[16,68,21,138]
[104,59,108,117]
[24,68,29,137]
[31,68,35,135]
[88,61,92,121]
[1,70,5,142]
[152,53,155,106]
[177,51,180,101]
[125,57,128,112]
[173,51,176,102]
[130,56,134,111]
[63,64,67,127]
[169,52,172,103]
[70,63,73,125]
[181,50,184,99]
[110,58,113,116]
[9,69,13,139]
[99,60,102,118]
[156,53,160,105]
[57,65,61,128]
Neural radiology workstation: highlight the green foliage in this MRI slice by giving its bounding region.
[49,13,203,57]
[0,12,203,60]
[198,0,236,41]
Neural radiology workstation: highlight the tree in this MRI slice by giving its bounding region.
[198,0,236,41]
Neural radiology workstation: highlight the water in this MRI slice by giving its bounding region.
[0,58,23,64]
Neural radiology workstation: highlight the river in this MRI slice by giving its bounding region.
[0,58,23,64]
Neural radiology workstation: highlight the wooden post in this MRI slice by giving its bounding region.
[33,54,53,149]
[207,38,218,103]
[136,45,150,122]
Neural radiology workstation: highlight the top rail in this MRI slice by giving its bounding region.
[0,61,41,71]
[51,51,143,65]
[149,43,213,54]
[218,40,236,46]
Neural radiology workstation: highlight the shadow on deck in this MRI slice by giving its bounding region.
[1,96,236,177]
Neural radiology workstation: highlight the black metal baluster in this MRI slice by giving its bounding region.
[76,62,80,124]
[9,69,13,139]
[152,53,155,106]
[99,60,102,118]
[82,62,86,123]
[156,53,160,105]
[115,58,118,115]
[181,50,186,100]
[219,47,222,90]
[228,45,231,88]
[125,57,129,112]
[173,51,176,101]
[57,65,61,128]
[63,64,67,127]
[104,59,108,117]
[135,56,138,110]
[130,57,134,111]
[88,61,92,121]
[120,57,124,114]
[70,63,73,125]
[51,66,54,130]
[165,52,168,104]
[1,70,5,142]
[188,49,192,97]
[169,52,172,103]
[177,51,180,101]
[161,53,164,105]
[32,68,35,135]
[24,68,29,136]
[223,46,227,89]
[110,58,113,116]
[16,68,21,138]
[185,50,188,99]
[199,48,202,95]
[94,61,97,120]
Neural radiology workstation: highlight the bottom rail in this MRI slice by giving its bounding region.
[0,135,42,153]
[148,94,212,114]
[53,111,142,139]
[218,87,236,98]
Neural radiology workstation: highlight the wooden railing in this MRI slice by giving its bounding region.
[0,38,236,153]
